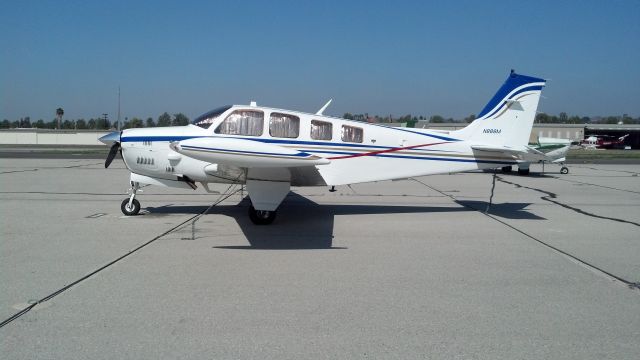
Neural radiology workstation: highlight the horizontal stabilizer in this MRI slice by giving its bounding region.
[471,145,547,162]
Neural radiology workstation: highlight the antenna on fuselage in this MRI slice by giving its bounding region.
[315,99,333,115]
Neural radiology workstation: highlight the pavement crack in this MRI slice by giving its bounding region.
[0,169,38,174]
[410,177,640,293]
[497,176,640,228]
[552,176,640,195]
[0,187,241,330]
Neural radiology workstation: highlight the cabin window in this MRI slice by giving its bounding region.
[310,120,332,140]
[269,112,300,138]
[215,110,264,136]
[192,105,232,129]
[341,125,363,143]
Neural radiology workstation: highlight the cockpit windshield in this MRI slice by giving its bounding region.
[192,105,232,129]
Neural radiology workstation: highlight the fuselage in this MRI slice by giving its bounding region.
[119,104,518,187]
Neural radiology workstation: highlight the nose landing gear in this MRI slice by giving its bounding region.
[121,181,141,216]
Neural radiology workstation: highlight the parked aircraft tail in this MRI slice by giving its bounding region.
[454,70,546,148]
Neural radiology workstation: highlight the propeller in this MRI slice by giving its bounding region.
[99,131,122,168]
[105,142,120,168]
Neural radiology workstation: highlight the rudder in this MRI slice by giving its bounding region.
[455,70,546,147]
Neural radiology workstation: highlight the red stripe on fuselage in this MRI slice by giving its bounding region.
[327,142,450,160]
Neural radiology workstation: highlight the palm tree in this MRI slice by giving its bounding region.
[56,108,64,129]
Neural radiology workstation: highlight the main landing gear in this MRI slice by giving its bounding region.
[248,206,277,225]
[121,181,141,216]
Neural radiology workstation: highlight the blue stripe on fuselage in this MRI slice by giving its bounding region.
[181,144,312,157]
[121,135,512,165]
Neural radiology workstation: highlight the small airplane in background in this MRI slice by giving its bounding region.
[99,70,547,224]
[581,134,629,149]
[501,137,571,175]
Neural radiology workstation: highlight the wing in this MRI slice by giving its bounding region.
[171,137,329,168]
[471,144,547,162]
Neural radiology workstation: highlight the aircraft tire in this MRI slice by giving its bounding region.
[121,198,141,216]
[501,165,513,173]
[518,168,530,176]
[560,166,569,174]
[248,206,276,225]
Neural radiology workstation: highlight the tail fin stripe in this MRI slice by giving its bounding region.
[481,85,544,120]
[477,74,546,119]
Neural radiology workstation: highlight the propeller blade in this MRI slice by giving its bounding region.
[105,142,120,168]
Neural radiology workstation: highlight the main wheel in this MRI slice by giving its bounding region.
[518,168,530,176]
[121,198,141,216]
[560,166,569,174]
[501,165,513,173]
[248,206,276,225]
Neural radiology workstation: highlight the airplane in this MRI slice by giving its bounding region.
[501,137,571,175]
[580,134,629,149]
[99,70,547,225]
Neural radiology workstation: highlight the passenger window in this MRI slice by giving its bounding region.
[310,120,332,140]
[341,125,363,143]
[215,110,264,136]
[269,113,300,138]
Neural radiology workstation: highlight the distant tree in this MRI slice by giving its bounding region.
[429,115,445,123]
[581,116,591,124]
[19,116,31,128]
[11,120,19,128]
[567,116,581,124]
[145,117,155,127]
[35,119,46,128]
[75,119,87,129]
[604,116,618,124]
[87,118,96,129]
[343,113,354,120]
[172,113,189,126]
[536,113,549,123]
[1,119,9,128]
[464,114,476,123]
[157,112,171,127]
[62,120,74,129]
[558,112,568,123]
[56,108,64,129]
[95,117,110,129]
[129,117,144,128]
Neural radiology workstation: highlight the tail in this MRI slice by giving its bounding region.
[454,70,546,147]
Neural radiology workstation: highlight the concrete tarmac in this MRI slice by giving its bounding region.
[1,159,639,359]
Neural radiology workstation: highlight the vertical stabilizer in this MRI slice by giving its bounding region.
[454,71,546,147]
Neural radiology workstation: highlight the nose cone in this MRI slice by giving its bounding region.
[99,131,120,145]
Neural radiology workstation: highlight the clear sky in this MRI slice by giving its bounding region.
[1,0,639,122]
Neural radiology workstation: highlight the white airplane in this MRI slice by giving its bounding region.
[501,137,572,175]
[100,70,547,224]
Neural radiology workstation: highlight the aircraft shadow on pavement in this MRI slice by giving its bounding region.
[454,200,546,220]
[145,193,544,249]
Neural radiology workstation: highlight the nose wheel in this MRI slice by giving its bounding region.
[121,181,141,216]
[121,198,141,216]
